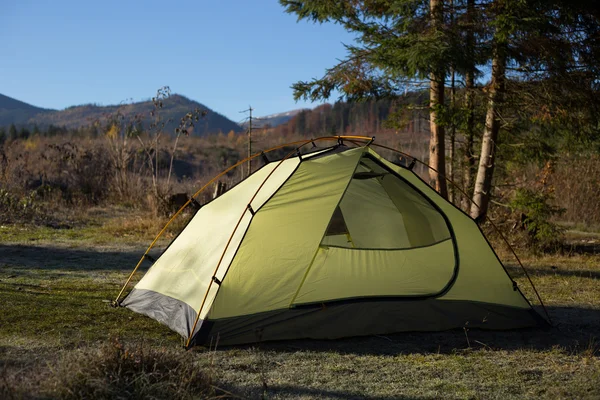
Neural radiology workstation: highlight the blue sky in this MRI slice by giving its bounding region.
[1,1,355,121]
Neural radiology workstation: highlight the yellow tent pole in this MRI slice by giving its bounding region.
[184,136,372,346]
[369,142,551,324]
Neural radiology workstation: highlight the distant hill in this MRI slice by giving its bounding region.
[0,93,243,135]
[242,109,308,129]
[0,93,53,126]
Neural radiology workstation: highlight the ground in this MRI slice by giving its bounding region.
[1,210,599,399]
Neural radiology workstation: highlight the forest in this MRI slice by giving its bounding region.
[276,0,600,248]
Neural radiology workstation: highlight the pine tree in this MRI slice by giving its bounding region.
[280,0,461,198]
[469,0,600,220]
[9,123,18,140]
[19,127,30,140]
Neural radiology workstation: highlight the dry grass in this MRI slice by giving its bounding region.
[0,211,599,399]
[2,339,219,400]
[552,154,600,227]
[201,345,599,399]
[0,206,193,247]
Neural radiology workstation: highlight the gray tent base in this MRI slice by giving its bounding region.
[122,288,197,339]
[123,288,547,347]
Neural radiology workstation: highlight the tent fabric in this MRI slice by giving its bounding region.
[122,288,197,338]
[129,156,301,319]
[122,145,547,346]
[191,299,546,346]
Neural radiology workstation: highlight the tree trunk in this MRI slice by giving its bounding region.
[460,0,476,212]
[428,0,448,199]
[448,0,456,204]
[449,68,456,203]
[470,41,507,220]
[461,69,475,212]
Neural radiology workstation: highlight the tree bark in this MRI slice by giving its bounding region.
[461,68,475,211]
[448,0,456,204]
[470,41,507,220]
[449,68,456,203]
[461,0,476,212]
[429,0,448,199]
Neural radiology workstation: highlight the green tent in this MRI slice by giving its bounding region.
[118,141,547,347]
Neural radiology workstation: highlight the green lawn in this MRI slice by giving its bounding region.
[1,221,599,399]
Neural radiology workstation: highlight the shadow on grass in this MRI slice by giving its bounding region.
[245,306,599,357]
[562,241,600,256]
[0,243,162,271]
[224,383,410,400]
[508,265,600,280]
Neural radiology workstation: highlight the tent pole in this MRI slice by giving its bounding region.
[114,137,371,305]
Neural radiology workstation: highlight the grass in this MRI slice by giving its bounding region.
[1,210,599,399]
[0,205,192,246]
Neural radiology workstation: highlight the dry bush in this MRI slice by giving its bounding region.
[43,141,114,204]
[1,138,114,203]
[44,340,213,399]
[1,339,218,399]
[551,153,600,229]
[0,137,149,219]
[478,159,566,253]
[0,132,249,223]
[0,189,49,225]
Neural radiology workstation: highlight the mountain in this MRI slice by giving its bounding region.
[242,108,308,129]
[0,93,53,126]
[0,93,243,135]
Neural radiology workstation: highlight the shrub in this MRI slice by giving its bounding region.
[41,339,216,400]
[551,153,600,228]
[0,188,43,224]
[42,142,114,204]
[510,188,565,252]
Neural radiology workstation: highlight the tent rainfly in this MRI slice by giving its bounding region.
[116,138,548,347]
